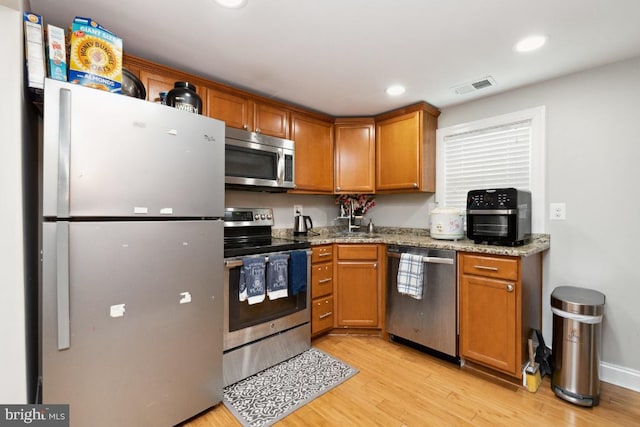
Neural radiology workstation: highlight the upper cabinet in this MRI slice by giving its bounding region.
[253,101,290,139]
[290,113,335,194]
[206,87,252,130]
[375,103,439,193]
[334,118,375,194]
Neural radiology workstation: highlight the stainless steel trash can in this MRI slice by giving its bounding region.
[551,286,605,407]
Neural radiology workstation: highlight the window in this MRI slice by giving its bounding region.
[436,106,545,232]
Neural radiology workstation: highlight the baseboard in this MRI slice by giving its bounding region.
[601,362,640,392]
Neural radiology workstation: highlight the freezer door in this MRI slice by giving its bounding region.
[41,220,223,427]
[42,79,224,218]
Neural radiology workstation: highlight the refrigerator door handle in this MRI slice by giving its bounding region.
[56,222,71,350]
[57,88,72,217]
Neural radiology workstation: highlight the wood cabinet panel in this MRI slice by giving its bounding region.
[290,113,334,193]
[335,119,375,193]
[460,274,517,374]
[312,296,334,335]
[253,102,290,139]
[311,245,333,263]
[206,88,251,129]
[375,103,438,193]
[336,244,378,260]
[311,262,333,299]
[459,251,542,380]
[335,261,379,327]
[311,244,334,337]
[461,254,519,281]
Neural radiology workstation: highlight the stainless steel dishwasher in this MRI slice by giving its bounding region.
[386,245,458,358]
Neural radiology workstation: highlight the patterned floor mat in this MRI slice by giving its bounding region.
[223,347,358,427]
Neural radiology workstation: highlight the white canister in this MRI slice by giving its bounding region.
[430,206,465,240]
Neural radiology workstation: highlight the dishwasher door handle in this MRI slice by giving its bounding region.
[387,252,454,265]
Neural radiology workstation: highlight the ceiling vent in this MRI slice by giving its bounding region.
[452,76,496,95]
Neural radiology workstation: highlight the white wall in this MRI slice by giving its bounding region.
[438,56,640,391]
[0,0,29,403]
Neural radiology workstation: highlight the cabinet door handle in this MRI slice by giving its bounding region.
[413,183,418,188]
[319,312,333,319]
[336,186,341,191]
[243,124,248,130]
[255,128,261,133]
[373,263,377,269]
[474,265,499,272]
[318,253,331,257]
[318,278,332,284]
[506,284,514,292]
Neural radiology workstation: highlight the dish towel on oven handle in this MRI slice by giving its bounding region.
[397,253,425,300]
[267,253,289,300]
[239,256,266,304]
[289,250,308,295]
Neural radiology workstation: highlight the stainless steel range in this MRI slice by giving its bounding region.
[223,207,311,386]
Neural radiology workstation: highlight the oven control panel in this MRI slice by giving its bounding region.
[224,207,274,227]
[467,188,519,209]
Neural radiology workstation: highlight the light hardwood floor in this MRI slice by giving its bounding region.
[184,335,640,426]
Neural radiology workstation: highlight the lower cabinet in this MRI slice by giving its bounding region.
[311,245,334,336]
[459,252,542,379]
[335,244,382,329]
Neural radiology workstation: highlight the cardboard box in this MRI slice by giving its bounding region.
[46,24,67,82]
[23,12,46,92]
[68,17,122,93]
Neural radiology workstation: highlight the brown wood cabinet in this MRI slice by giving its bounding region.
[253,101,290,139]
[206,87,252,130]
[335,244,382,329]
[375,103,439,193]
[290,113,335,193]
[459,252,542,379]
[311,245,334,336]
[334,118,375,194]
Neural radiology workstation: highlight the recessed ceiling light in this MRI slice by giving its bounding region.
[214,0,248,9]
[514,35,547,52]
[385,85,406,96]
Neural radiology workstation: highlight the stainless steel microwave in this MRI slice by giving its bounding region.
[224,127,295,191]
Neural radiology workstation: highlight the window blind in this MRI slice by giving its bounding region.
[442,120,532,209]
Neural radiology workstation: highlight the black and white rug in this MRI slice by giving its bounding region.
[223,348,358,427]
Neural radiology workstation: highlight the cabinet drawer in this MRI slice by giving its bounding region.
[312,262,333,299]
[312,245,333,263]
[312,296,334,334]
[461,253,518,281]
[337,244,378,260]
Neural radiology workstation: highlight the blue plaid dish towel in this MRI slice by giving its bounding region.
[240,256,266,305]
[267,253,289,300]
[397,253,425,300]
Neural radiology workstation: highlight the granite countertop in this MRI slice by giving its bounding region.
[276,227,550,257]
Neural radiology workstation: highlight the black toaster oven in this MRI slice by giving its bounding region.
[466,188,532,246]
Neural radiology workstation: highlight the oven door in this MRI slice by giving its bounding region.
[223,250,311,352]
[467,209,518,242]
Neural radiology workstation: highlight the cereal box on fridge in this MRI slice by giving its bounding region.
[68,17,122,93]
[46,24,67,82]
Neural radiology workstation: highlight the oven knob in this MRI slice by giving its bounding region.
[254,214,260,220]
[266,213,272,220]
[260,214,266,220]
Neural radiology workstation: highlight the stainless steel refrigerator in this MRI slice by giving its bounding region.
[40,79,225,426]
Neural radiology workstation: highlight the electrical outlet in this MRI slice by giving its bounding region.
[549,203,566,220]
[294,204,303,216]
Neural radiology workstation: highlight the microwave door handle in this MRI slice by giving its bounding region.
[277,149,284,183]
